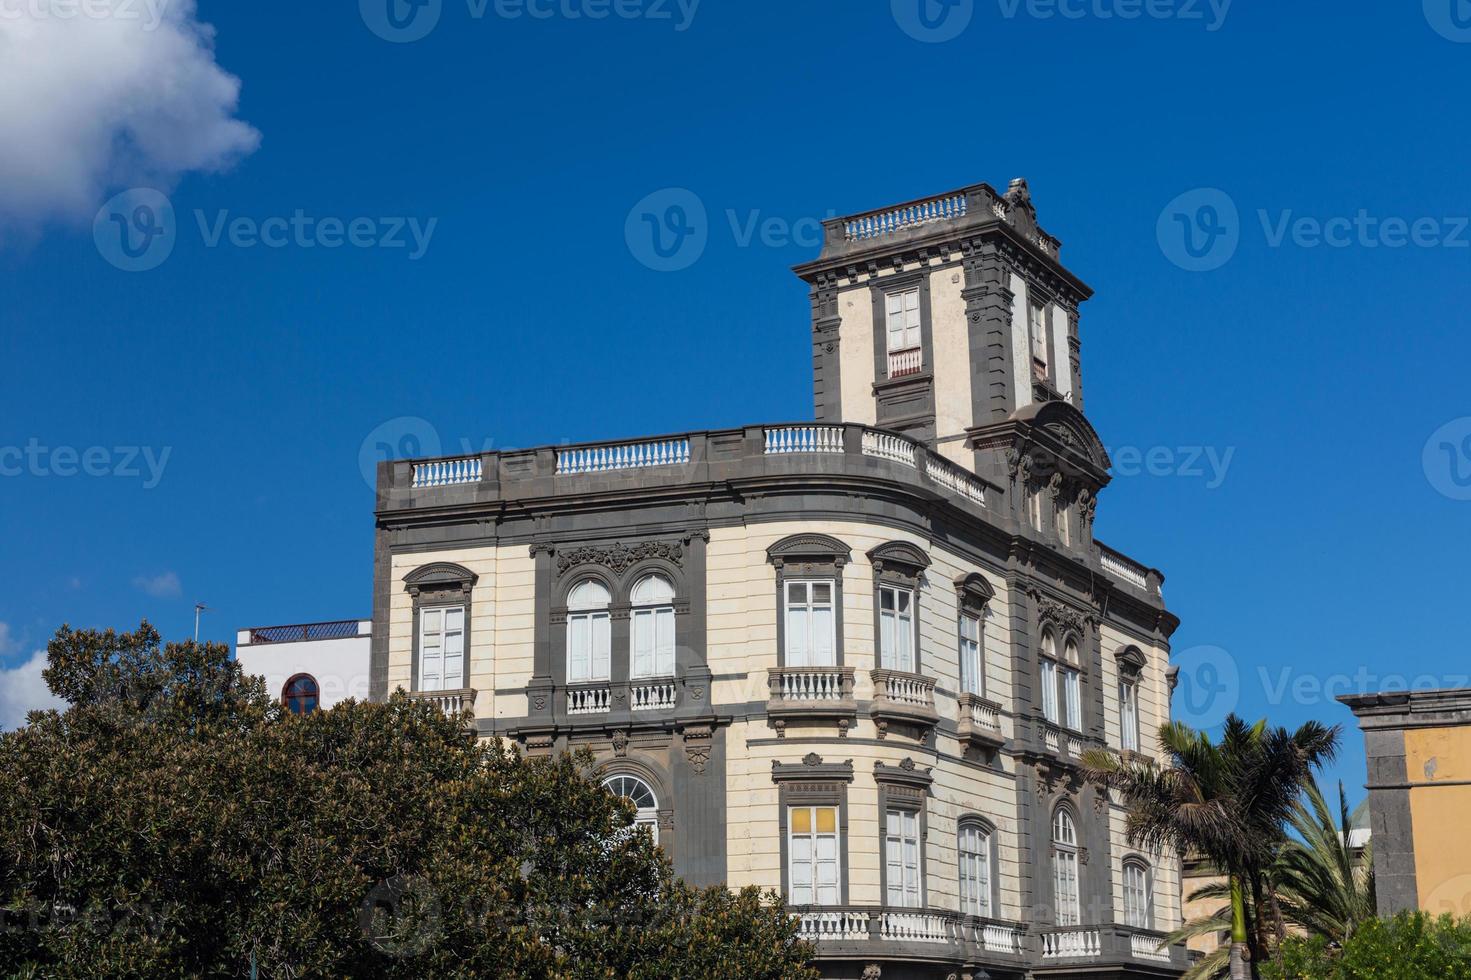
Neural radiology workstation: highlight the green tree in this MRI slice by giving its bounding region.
[0,622,817,979]
[1084,715,1339,980]
[1264,912,1471,980]
[1274,778,1375,946]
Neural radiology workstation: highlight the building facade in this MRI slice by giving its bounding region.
[370,178,1188,978]
[235,619,372,713]
[1340,688,1471,920]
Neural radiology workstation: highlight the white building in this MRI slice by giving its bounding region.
[235,619,372,713]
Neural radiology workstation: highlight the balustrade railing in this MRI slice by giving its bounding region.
[556,438,690,475]
[412,456,482,488]
[887,347,923,378]
[975,922,1025,954]
[1130,933,1171,962]
[406,688,476,717]
[566,684,611,715]
[872,670,936,709]
[769,667,851,702]
[1099,544,1152,592]
[861,429,917,467]
[959,693,1001,732]
[795,910,870,942]
[793,907,1029,960]
[926,453,987,506]
[630,680,676,712]
[881,911,950,944]
[765,425,844,455]
[1041,928,1102,959]
[844,192,968,242]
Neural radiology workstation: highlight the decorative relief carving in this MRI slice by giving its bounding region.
[611,730,628,758]
[862,965,882,980]
[1033,592,1094,636]
[803,752,824,767]
[683,725,712,774]
[556,540,684,576]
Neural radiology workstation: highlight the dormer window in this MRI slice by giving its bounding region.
[885,287,922,378]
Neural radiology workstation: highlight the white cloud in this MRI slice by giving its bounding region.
[0,621,16,657]
[0,649,64,730]
[0,0,260,229]
[133,570,182,598]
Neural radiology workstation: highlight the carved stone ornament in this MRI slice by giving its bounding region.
[803,752,824,767]
[556,540,684,576]
[899,757,918,771]
[684,726,712,774]
[1077,487,1097,527]
[532,695,547,711]
[611,730,628,758]
[1034,593,1093,636]
[1006,447,1034,484]
[862,965,882,980]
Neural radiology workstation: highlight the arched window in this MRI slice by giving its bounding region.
[282,674,320,715]
[1039,629,1060,724]
[1123,859,1153,928]
[567,580,611,684]
[630,574,676,678]
[958,821,993,917]
[1053,807,1081,926]
[1062,637,1082,730]
[603,774,659,844]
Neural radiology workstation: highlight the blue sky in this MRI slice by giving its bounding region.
[3,0,1471,799]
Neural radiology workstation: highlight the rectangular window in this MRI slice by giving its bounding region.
[418,605,464,692]
[1028,485,1044,531]
[885,808,922,908]
[959,824,992,917]
[1029,300,1049,380]
[959,613,983,696]
[879,586,914,672]
[886,288,921,353]
[1063,668,1082,731]
[631,606,675,678]
[1040,659,1059,724]
[1055,848,1081,925]
[1055,501,1071,545]
[567,610,611,683]
[784,581,836,667]
[1120,676,1141,752]
[1124,864,1152,928]
[788,805,840,906]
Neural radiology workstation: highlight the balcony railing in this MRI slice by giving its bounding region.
[796,909,870,942]
[957,692,1005,749]
[861,429,917,467]
[556,438,690,475]
[764,425,843,454]
[842,191,968,243]
[887,347,923,378]
[1130,932,1171,962]
[794,906,1027,960]
[1040,722,1087,760]
[630,680,676,712]
[1041,927,1102,959]
[405,687,476,717]
[412,456,481,488]
[767,667,857,733]
[566,684,611,715]
[1098,542,1159,594]
[870,669,939,733]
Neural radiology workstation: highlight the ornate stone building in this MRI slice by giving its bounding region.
[371,178,1187,978]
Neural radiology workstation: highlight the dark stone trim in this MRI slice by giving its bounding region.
[774,755,853,905]
[869,542,926,675]
[877,772,929,908]
[958,813,1004,918]
[769,534,849,669]
[403,561,477,692]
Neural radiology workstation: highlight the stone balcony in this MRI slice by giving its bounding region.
[957,692,1006,751]
[870,669,940,737]
[795,906,1029,969]
[767,666,857,736]
[1037,925,1190,973]
[404,688,476,717]
[375,422,1163,601]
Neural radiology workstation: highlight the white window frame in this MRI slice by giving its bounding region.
[630,574,676,679]
[885,287,921,355]
[1040,658,1059,724]
[959,612,984,697]
[788,804,841,907]
[783,579,836,667]
[879,585,915,672]
[566,581,612,684]
[1053,808,1081,926]
[1063,666,1082,732]
[1029,299,1049,379]
[604,774,660,845]
[1123,861,1153,929]
[1120,675,1141,753]
[959,822,993,917]
[417,604,464,693]
[885,807,922,908]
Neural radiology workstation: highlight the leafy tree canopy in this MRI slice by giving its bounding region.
[1264,912,1471,980]
[0,622,816,979]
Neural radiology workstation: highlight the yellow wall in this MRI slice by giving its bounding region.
[1405,726,1471,917]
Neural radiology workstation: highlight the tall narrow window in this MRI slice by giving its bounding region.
[1053,808,1081,926]
[885,288,922,377]
[879,586,915,672]
[418,605,464,692]
[566,580,611,683]
[1123,861,1153,928]
[784,580,835,667]
[959,613,984,696]
[1120,676,1141,753]
[1055,499,1071,545]
[885,808,922,908]
[1027,483,1045,531]
[788,805,840,906]
[959,822,993,917]
[630,574,676,678]
[1063,639,1082,731]
[1040,631,1060,723]
[603,775,660,844]
[1029,300,1049,381]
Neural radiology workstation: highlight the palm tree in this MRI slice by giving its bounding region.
[1274,778,1375,944]
[1083,715,1339,980]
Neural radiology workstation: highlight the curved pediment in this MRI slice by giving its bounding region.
[1011,399,1111,474]
[866,540,931,572]
[766,533,851,566]
[403,561,478,595]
